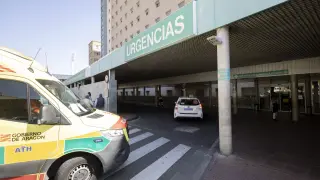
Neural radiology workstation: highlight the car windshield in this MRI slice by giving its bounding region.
[36,79,94,116]
[179,99,200,106]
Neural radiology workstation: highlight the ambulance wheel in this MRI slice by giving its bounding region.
[55,156,100,180]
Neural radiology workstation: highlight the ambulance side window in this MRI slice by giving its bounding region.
[29,87,61,125]
[0,79,29,122]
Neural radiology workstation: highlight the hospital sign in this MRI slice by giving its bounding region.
[125,2,194,61]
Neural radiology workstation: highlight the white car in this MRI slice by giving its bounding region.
[174,97,203,120]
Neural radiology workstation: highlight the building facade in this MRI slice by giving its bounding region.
[101,0,192,55]
[88,41,101,65]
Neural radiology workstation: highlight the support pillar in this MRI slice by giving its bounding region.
[209,82,213,108]
[155,85,160,106]
[305,75,312,115]
[143,87,146,96]
[254,78,259,111]
[182,83,186,96]
[91,76,95,84]
[232,79,238,114]
[291,75,299,122]
[122,88,125,100]
[216,26,232,156]
[106,70,117,113]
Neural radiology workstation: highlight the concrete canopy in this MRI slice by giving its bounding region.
[115,0,320,84]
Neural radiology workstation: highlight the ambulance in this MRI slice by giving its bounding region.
[0,47,130,180]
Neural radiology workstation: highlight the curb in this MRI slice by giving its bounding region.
[199,138,220,180]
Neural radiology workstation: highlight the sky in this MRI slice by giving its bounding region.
[0,0,101,75]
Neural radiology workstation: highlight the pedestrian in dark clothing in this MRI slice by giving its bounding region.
[272,100,279,121]
[95,94,105,110]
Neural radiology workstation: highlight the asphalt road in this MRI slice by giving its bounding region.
[103,103,219,180]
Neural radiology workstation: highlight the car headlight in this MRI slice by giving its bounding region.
[101,129,124,137]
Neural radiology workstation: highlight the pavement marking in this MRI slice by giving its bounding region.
[131,144,191,180]
[129,132,153,145]
[113,137,170,174]
[129,128,141,135]
[174,126,200,133]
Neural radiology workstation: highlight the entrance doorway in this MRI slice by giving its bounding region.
[271,86,291,112]
[312,81,320,114]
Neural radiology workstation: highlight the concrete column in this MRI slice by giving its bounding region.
[305,75,312,115]
[106,70,117,113]
[155,85,159,106]
[232,79,238,114]
[122,88,125,100]
[143,87,146,96]
[254,78,259,104]
[209,82,213,108]
[291,74,299,122]
[91,76,95,84]
[217,26,232,156]
[182,83,187,96]
[254,78,259,111]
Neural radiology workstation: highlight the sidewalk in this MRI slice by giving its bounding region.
[202,110,320,180]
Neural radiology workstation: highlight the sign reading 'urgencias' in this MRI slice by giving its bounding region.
[125,2,194,61]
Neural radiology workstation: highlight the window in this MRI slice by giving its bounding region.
[155,17,160,23]
[125,38,128,42]
[125,13,128,18]
[115,0,118,4]
[155,0,160,7]
[120,6,122,11]
[166,9,171,16]
[125,0,127,5]
[137,30,140,34]
[0,79,61,124]
[137,16,140,22]
[0,79,28,121]
[116,45,118,48]
[136,1,140,7]
[112,15,114,19]
[130,8,133,13]
[120,42,123,46]
[145,24,149,29]
[145,8,149,15]
[120,29,122,34]
[115,11,118,15]
[120,17,122,22]
[178,1,185,8]
[125,25,128,30]
[116,22,118,27]
[130,34,133,38]
[130,21,133,27]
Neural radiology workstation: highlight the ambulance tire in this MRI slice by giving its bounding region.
[55,156,100,180]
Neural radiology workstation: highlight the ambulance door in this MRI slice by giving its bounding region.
[0,78,61,179]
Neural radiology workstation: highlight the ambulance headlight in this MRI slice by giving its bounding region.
[101,129,124,137]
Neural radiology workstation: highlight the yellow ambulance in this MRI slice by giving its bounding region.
[0,47,130,180]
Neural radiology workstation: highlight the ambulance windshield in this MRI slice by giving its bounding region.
[36,79,94,116]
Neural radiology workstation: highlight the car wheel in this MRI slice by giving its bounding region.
[54,156,101,180]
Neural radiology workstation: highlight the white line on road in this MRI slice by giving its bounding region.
[130,144,191,180]
[129,132,153,145]
[129,128,141,135]
[112,137,170,174]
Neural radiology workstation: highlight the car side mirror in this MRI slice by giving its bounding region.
[38,104,59,125]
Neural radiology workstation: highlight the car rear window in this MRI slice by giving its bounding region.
[179,99,199,106]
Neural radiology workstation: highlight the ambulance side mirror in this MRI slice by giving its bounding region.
[39,104,59,125]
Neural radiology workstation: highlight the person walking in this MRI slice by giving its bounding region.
[272,99,279,121]
[95,94,105,110]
